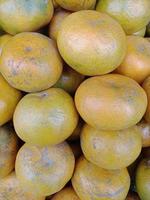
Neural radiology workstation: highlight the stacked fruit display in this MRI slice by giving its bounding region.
[0,0,150,200]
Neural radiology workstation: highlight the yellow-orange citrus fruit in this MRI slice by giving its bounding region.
[142,76,150,122]
[96,0,150,34]
[15,142,75,196]
[51,187,80,200]
[14,88,78,146]
[55,0,96,11]
[54,65,84,94]
[72,157,130,200]
[57,10,126,76]
[133,27,146,37]
[0,125,18,178]
[0,0,54,35]
[116,36,150,84]
[75,74,147,131]
[137,120,150,147]
[0,172,45,200]
[81,124,142,169]
[49,8,71,41]
[0,74,21,126]
[0,32,63,92]
[0,34,12,55]
[136,158,150,200]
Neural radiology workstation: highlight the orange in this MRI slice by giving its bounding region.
[72,156,130,200]
[0,172,45,200]
[0,74,21,126]
[0,0,54,35]
[51,187,80,200]
[0,124,18,178]
[15,142,75,196]
[55,0,96,11]
[0,32,63,92]
[136,158,150,200]
[81,124,142,169]
[14,88,78,146]
[137,120,150,147]
[57,10,126,76]
[54,65,84,94]
[116,36,150,84]
[0,34,12,55]
[132,27,146,37]
[96,0,150,34]
[142,76,150,122]
[49,8,71,41]
[75,74,147,131]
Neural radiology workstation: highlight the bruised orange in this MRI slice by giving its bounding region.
[0,34,12,55]
[0,32,63,92]
[72,156,130,200]
[137,120,150,147]
[75,74,147,131]
[96,0,150,34]
[57,10,126,76]
[0,0,54,35]
[0,124,18,178]
[81,124,142,169]
[0,74,21,126]
[15,142,75,196]
[0,172,45,200]
[49,8,71,41]
[51,187,80,200]
[55,0,96,11]
[142,76,150,122]
[116,36,150,84]
[14,88,78,146]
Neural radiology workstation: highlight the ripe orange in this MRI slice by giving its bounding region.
[0,34,12,56]
[142,76,150,122]
[137,120,150,147]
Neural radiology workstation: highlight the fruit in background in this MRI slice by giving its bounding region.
[57,10,126,76]
[116,36,150,84]
[136,158,150,200]
[68,119,84,141]
[81,124,142,170]
[55,0,96,11]
[0,32,63,92]
[75,74,147,131]
[0,34,12,55]
[69,141,82,159]
[54,65,84,95]
[0,172,45,200]
[14,88,78,146]
[142,76,150,123]
[96,0,150,34]
[0,0,54,35]
[15,142,75,196]
[0,74,21,126]
[0,125,18,178]
[137,120,150,147]
[126,192,140,200]
[49,8,71,41]
[133,27,146,37]
[51,187,80,200]
[72,157,130,200]
[146,22,150,36]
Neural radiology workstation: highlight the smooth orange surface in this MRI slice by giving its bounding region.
[137,120,150,147]
[0,34,12,56]
[142,76,150,122]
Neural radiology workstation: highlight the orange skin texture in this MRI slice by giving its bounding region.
[75,74,147,131]
[0,172,45,200]
[136,158,150,200]
[0,125,19,179]
[0,32,63,92]
[0,0,54,35]
[15,142,75,196]
[0,74,21,126]
[126,192,140,200]
[49,8,71,41]
[116,36,150,84]
[68,119,84,141]
[137,120,150,147]
[14,88,79,146]
[69,141,82,159]
[57,10,127,76]
[55,0,96,11]
[132,27,146,37]
[0,34,12,56]
[81,124,142,170]
[54,65,84,94]
[72,157,130,200]
[96,0,150,34]
[143,76,150,123]
[51,187,80,200]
